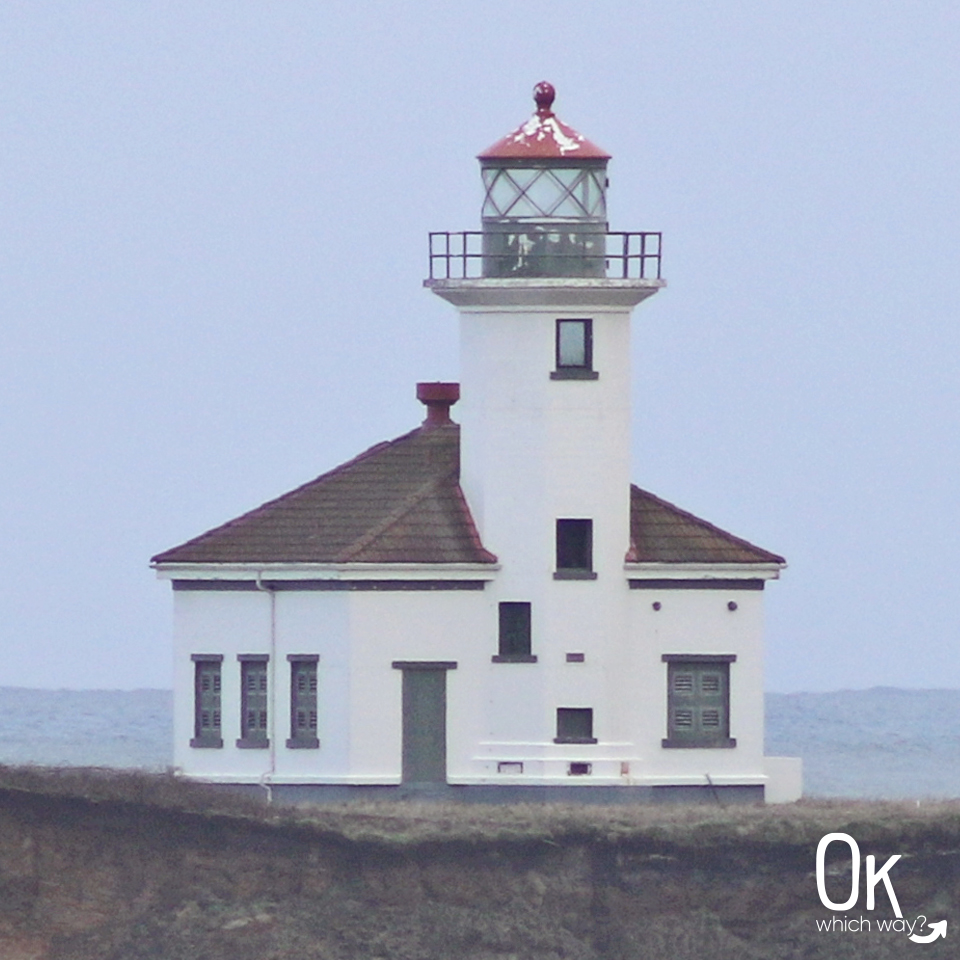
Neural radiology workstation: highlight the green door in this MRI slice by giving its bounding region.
[401,668,448,784]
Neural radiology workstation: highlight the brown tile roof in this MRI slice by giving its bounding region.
[628,486,785,565]
[152,424,783,568]
[151,424,497,565]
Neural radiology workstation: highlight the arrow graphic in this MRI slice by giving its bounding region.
[909,919,947,943]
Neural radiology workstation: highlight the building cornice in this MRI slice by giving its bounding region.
[154,561,500,582]
[425,277,664,308]
[623,562,784,581]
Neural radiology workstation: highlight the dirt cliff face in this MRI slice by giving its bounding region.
[0,778,958,959]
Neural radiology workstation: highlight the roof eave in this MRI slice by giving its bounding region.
[623,562,785,581]
[153,561,501,582]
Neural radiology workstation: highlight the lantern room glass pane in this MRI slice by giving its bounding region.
[523,173,564,215]
[483,166,607,221]
[509,168,539,190]
[484,173,514,217]
[551,168,580,187]
[504,193,542,218]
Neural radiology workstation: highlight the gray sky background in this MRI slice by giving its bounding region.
[1,2,958,691]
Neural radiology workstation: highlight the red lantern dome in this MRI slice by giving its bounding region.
[478,82,610,160]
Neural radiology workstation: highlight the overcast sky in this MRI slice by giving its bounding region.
[1,2,958,691]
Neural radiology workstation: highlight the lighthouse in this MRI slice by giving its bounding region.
[426,81,666,774]
[154,84,800,803]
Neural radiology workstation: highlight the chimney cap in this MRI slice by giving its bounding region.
[417,382,460,404]
[416,382,459,428]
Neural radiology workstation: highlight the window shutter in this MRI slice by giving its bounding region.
[191,658,223,748]
[665,661,732,747]
[287,657,319,748]
[240,660,269,743]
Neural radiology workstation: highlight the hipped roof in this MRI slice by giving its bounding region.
[153,424,782,567]
[152,424,495,565]
[628,486,784,565]
[478,109,610,161]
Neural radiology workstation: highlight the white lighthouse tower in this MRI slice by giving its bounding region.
[426,83,666,778]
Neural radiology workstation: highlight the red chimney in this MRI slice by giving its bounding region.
[417,382,460,428]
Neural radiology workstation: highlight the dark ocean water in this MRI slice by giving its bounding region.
[0,688,172,771]
[766,688,960,799]
[0,687,956,799]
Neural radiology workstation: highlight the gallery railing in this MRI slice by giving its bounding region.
[427,230,662,280]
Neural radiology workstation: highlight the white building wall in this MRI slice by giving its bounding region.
[627,587,767,784]
[173,585,491,785]
[170,579,773,789]
[273,591,351,780]
[173,589,273,780]
[346,590,489,781]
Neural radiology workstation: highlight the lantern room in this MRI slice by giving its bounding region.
[477,82,610,278]
[426,83,661,283]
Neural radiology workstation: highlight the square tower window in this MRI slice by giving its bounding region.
[237,656,269,748]
[554,707,597,744]
[190,655,223,749]
[493,602,536,662]
[287,655,319,749]
[661,655,737,749]
[555,519,596,579]
[552,319,598,380]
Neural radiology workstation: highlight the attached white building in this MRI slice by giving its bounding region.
[153,83,801,803]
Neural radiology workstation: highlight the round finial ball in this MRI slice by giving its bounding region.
[533,81,556,112]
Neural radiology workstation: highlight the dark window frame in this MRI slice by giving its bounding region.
[554,518,597,579]
[492,601,537,662]
[554,707,598,744]
[661,654,737,749]
[551,318,599,380]
[287,655,320,749]
[190,655,223,748]
[237,654,269,749]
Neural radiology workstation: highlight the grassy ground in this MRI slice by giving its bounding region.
[2,765,958,958]
[1,763,958,851]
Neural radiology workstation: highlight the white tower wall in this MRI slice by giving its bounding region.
[432,278,663,780]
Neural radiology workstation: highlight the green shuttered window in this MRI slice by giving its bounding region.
[191,656,223,748]
[238,657,269,748]
[287,656,319,749]
[662,657,736,749]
